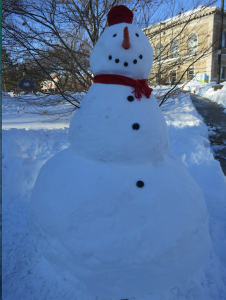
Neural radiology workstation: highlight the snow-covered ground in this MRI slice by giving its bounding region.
[2,91,226,300]
[183,78,226,110]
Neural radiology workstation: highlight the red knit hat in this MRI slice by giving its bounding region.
[107,5,133,26]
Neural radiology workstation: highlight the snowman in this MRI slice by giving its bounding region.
[30,5,210,298]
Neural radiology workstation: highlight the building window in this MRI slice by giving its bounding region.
[156,43,163,61]
[187,67,195,80]
[170,70,177,81]
[221,67,226,79]
[171,39,179,58]
[222,32,226,48]
[188,34,197,54]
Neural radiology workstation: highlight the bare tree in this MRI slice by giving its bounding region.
[2,0,219,114]
[3,0,170,115]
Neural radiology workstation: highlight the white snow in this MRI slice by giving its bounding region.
[2,91,226,300]
[69,84,169,164]
[183,79,226,108]
[90,23,153,79]
[3,9,226,296]
[28,17,212,297]
[2,91,82,129]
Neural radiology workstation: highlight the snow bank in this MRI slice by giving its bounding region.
[2,90,83,129]
[164,94,226,221]
[150,85,172,98]
[183,78,226,108]
[2,128,69,204]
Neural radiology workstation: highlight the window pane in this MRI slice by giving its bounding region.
[156,43,163,61]
[188,34,197,54]
[170,70,177,80]
[221,67,226,79]
[171,40,179,58]
[187,68,194,80]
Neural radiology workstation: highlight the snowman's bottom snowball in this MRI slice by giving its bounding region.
[30,147,210,298]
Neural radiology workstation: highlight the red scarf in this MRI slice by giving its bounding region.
[93,74,153,101]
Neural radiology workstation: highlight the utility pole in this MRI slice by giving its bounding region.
[214,0,224,90]
[217,0,224,84]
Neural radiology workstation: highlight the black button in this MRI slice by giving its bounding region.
[109,55,112,60]
[136,181,144,188]
[115,59,119,63]
[127,95,134,102]
[124,62,128,67]
[113,34,117,37]
[132,123,140,130]
[139,55,143,59]
[133,59,137,64]
[135,33,139,37]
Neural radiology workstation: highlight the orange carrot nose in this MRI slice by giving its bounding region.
[122,26,131,49]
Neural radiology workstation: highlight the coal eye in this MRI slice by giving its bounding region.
[135,33,139,37]
[113,34,117,37]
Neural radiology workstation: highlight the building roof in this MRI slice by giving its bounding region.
[143,6,225,32]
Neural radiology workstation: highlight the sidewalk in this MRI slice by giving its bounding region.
[184,92,226,176]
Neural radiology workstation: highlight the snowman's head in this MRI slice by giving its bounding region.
[90,5,153,80]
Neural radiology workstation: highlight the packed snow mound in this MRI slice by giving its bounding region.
[90,23,153,79]
[2,128,69,203]
[182,78,207,92]
[69,85,169,164]
[183,79,226,108]
[30,146,210,298]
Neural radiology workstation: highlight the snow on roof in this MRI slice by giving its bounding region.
[143,6,216,31]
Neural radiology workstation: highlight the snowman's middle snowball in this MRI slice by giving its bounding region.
[69,84,169,164]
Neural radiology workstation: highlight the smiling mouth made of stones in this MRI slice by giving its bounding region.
[108,54,143,66]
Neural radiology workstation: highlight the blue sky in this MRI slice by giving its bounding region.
[215,0,224,7]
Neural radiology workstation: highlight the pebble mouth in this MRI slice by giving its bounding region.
[108,55,143,66]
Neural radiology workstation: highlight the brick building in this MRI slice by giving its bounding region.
[143,6,226,84]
